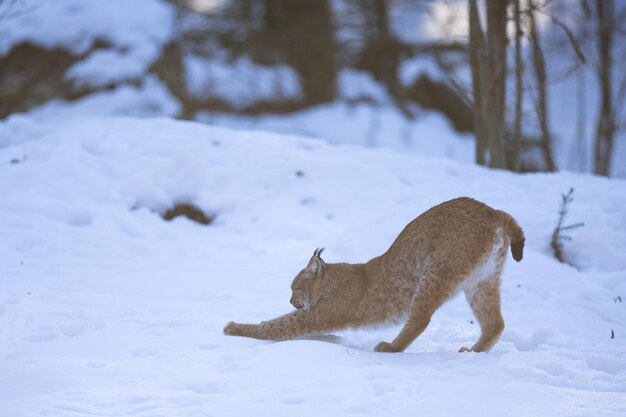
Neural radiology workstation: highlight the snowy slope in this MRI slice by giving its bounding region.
[1,118,625,417]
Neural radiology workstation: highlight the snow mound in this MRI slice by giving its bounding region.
[1,118,625,416]
[0,0,175,87]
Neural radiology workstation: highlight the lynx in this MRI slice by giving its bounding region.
[224,197,524,353]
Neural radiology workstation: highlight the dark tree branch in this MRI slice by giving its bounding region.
[541,12,587,65]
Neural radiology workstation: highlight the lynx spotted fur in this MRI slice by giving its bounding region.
[224,197,524,353]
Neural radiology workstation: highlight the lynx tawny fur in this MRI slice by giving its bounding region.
[224,197,524,353]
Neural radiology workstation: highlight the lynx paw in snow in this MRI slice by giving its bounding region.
[223,321,243,336]
[374,341,400,353]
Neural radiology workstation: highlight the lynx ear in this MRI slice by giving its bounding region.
[306,248,326,274]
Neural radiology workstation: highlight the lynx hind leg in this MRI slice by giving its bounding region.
[460,275,505,353]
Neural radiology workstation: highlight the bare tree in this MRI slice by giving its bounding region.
[591,0,617,176]
[469,0,508,169]
[528,0,557,171]
[542,0,626,177]
[512,0,523,171]
[469,0,487,166]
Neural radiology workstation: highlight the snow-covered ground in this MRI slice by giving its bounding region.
[1,118,625,416]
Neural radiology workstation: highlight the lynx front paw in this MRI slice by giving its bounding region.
[374,341,401,353]
[224,321,244,336]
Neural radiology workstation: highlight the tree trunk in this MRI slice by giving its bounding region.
[485,0,508,169]
[512,0,523,171]
[468,0,508,169]
[528,1,557,172]
[469,0,487,166]
[264,0,336,105]
[593,0,615,176]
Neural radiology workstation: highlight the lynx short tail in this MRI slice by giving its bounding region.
[495,210,525,262]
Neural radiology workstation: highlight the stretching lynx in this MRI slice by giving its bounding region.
[224,197,524,353]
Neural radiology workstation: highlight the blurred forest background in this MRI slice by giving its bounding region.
[1,0,625,176]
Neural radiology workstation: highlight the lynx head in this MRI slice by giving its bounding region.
[290,248,326,310]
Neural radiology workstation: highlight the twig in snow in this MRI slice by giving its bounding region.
[550,188,584,264]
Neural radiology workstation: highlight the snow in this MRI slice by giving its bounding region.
[0,76,180,148]
[338,70,390,103]
[1,117,625,416]
[65,48,153,89]
[0,0,176,87]
[199,101,475,162]
[196,69,475,162]
[1,2,626,414]
[184,54,302,108]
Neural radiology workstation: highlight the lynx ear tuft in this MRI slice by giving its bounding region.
[307,248,326,274]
